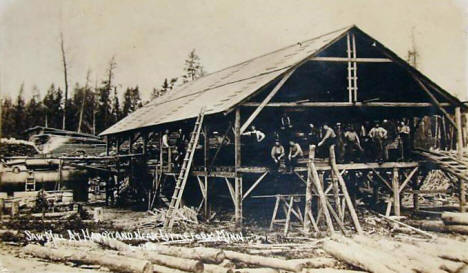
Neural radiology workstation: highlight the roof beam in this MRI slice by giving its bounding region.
[240,69,295,134]
[242,102,452,107]
[309,57,391,63]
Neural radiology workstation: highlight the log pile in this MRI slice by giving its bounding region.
[322,235,468,273]
[406,212,468,235]
[22,237,350,273]
[0,138,38,157]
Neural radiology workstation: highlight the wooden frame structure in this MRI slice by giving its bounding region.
[100,25,467,231]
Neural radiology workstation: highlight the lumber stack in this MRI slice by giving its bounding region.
[322,235,468,273]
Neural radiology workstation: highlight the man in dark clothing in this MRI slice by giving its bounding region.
[307,123,321,147]
[335,123,345,163]
[317,124,336,158]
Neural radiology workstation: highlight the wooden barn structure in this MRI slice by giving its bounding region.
[100,25,467,233]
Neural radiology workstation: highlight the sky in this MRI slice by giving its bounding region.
[1,0,467,101]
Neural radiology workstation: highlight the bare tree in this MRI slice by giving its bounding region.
[78,69,91,133]
[60,32,69,130]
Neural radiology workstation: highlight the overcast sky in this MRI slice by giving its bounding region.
[1,0,467,101]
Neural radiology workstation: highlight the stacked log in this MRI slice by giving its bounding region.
[322,235,468,273]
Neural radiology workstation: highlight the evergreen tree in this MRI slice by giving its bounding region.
[12,84,26,138]
[122,86,141,117]
[111,87,121,123]
[25,85,44,130]
[1,97,14,138]
[182,49,205,83]
[43,84,64,129]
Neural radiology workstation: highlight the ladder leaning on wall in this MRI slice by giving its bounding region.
[164,107,205,229]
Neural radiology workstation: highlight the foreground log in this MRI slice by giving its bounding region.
[352,235,462,273]
[126,251,203,273]
[144,243,225,263]
[414,240,468,264]
[224,250,303,272]
[288,257,337,268]
[204,264,233,273]
[24,244,152,273]
[322,240,407,273]
[45,239,99,249]
[153,264,190,273]
[92,236,133,252]
[302,269,366,273]
[234,269,278,273]
[441,212,468,225]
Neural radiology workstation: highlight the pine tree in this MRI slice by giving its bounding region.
[43,84,64,129]
[182,49,205,83]
[122,86,141,117]
[111,87,121,123]
[12,84,26,138]
[1,97,14,138]
[25,85,44,130]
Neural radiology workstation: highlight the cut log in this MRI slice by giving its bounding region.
[125,250,203,273]
[45,239,99,249]
[234,269,278,273]
[288,257,337,268]
[30,211,77,218]
[24,244,152,273]
[302,269,366,273]
[153,264,191,273]
[224,250,303,272]
[204,263,234,273]
[144,243,225,263]
[322,239,408,273]
[407,220,468,235]
[414,240,468,264]
[352,235,460,273]
[219,259,236,269]
[441,212,468,225]
[92,236,133,252]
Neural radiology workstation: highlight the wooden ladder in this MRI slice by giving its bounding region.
[25,174,36,191]
[164,108,205,229]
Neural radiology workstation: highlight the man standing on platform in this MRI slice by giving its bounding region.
[317,123,337,158]
[369,123,388,163]
[398,121,411,160]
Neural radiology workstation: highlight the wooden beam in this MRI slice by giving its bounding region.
[411,74,457,128]
[242,102,451,107]
[304,145,315,233]
[309,57,391,63]
[456,107,463,159]
[310,160,335,234]
[399,167,418,194]
[234,108,242,226]
[392,167,401,216]
[240,69,295,133]
[224,178,236,207]
[329,145,363,234]
[372,169,393,191]
[242,172,268,200]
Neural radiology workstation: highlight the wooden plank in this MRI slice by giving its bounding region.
[329,146,363,234]
[243,171,269,200]
[234,108,242,226]
[224,178,236,207]
[392,168,400,216]
[284,197,294,236]
[310,161,335,234]
[399,167,418,194]
[240,69,295,134]
[304,145,315,233]
[241,102,451,107]
[269,195,280,231]
[309,57,391,63]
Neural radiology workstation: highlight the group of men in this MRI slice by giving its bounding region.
[243,113,412,172]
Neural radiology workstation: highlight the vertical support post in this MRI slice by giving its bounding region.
[456,107,463,158]
[203,126,209,218]
[304,145,315,233]
[234,108,242,226]
[143,132,148,155]
[352,33,358,102]
[457,107,467,212]
[106,136,110,156]
[392,167,400,216]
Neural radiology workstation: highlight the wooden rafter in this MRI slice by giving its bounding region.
[242,171,268,200]
[309,57,391,63]
[240,69,296,134]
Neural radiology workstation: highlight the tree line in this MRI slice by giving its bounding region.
[1,49,205,139]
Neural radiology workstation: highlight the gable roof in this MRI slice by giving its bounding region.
[100,25,461,136]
